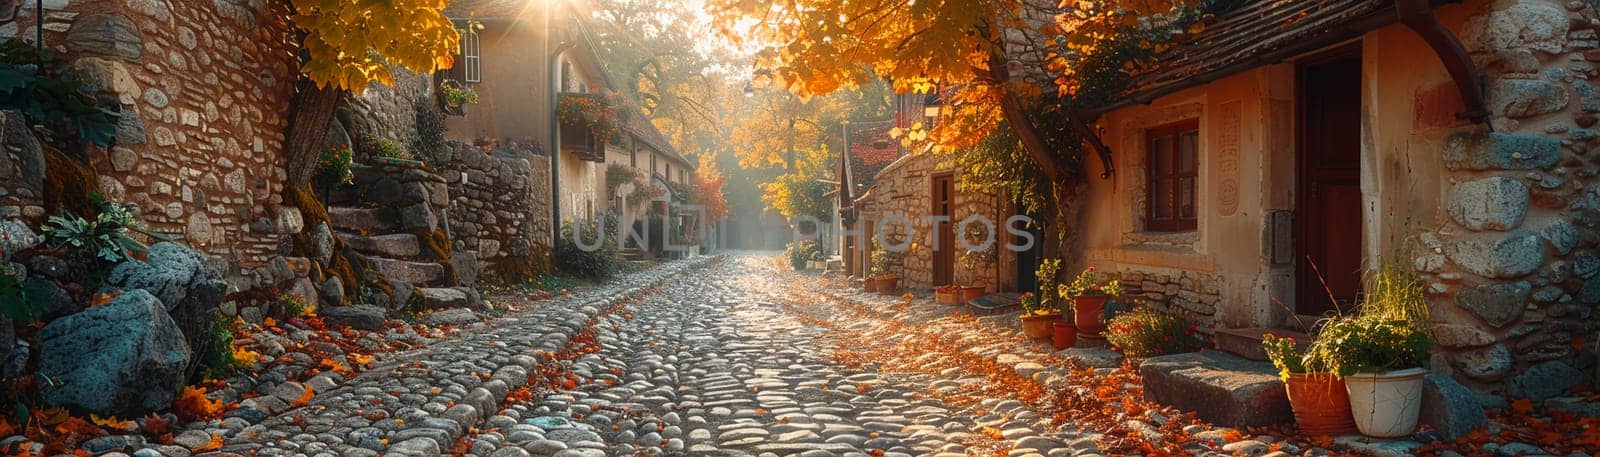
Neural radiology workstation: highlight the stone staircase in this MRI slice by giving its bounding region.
[326,162,481,312]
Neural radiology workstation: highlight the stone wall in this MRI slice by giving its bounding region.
[440,142,554,281]
[1,0,299,270]
[854,153,1013,291]
[1418,0,1600,394]
[1099,269,1222,334]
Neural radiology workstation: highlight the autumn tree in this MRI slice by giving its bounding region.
[760,145,834,224]
[282,0,460,187]
[708,0,1195,261]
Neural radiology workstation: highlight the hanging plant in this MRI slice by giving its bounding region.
[558,91,622,140]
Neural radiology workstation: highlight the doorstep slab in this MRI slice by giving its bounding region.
[1140,350,1291,428]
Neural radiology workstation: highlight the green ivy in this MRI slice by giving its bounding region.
[0,39,118,147]
[556,214,620,280]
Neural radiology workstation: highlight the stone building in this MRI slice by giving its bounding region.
[1,0,302,289]
[1060,0,1599,394]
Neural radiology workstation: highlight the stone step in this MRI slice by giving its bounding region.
[337,232,421,258]
[1140,350,1290,428]
[367,257,446,285]
[1212,327,1311,361]
[328,206,395,233]
[418,287,482,310]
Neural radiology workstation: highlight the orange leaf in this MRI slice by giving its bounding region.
[1511,398,1535,416]
[291,385,315,407]
[142,413,170,437]
[194,434,223,452]
[174,386,223,421]
[88,292,117,308]
[90,414,136,432]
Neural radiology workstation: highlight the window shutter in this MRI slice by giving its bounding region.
[446,24,467,83]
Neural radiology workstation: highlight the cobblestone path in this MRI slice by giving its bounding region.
[221,254,1116,457]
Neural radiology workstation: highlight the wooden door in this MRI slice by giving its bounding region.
[1295,46,1364,316]
[932,174,955,286]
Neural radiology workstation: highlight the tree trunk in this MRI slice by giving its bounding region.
[284,78,342,187]
[984,50,1089,270]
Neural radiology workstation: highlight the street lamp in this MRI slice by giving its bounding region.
[743,82,755,98]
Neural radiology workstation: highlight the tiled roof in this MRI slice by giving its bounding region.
[845,121,899,196]
[1091,0,1408,115]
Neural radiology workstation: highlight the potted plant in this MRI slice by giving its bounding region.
[870,248,901,295]
[439,79,478,116]
[957,246,995,300]
[1304,262,1432,438]
[1263,334,1357,436]
[1017,292,1056,339]
[934,285,961,304]
[1051,320,1077,350]
[1060,266,1120,338]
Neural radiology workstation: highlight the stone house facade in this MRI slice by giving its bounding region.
[1,0,302,289]
[851,152,1020,292]
[1069,0,1599,394]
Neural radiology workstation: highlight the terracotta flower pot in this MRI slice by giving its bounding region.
[935,289,961,304]
[1284,373,1358,436]
[1051,322,1078,350]
[863,278,880,292]
[876,276,901,295]
[1020,314,1058,339]
[959,286,986,302]
[1073,295,1110,337]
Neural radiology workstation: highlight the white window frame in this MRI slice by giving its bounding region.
[462,29,481,83]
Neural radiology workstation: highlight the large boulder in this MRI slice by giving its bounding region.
[1506,361,1589,400]
[1139,351,1291,428]
[102,242,225,377]
[37,289,190,416]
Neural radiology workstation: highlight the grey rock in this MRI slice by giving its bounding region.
[0,111,45,200]
[1445,131,1561,171]
[1446,177,1529,231]
[65,14,142,61]
[1507,361,1589,400]
[399,203,437,232]
[1540,219,1579,255]
[321,305,387,330]
[319,276,345,306]
[103,242,225,376]
[1419,374,1487,440]
[1490,79,1568,118]
[0,218,41,254]
[24,277,77,321]
[116,110,146,145]
[1544,397,1600,417]
[1453,281,1531,328]
[37,289,189,416]
[1431,323,1496,348]
[423,308,479,326]
[1447,231,1543,279]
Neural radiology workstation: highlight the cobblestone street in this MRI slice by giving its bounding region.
[210,254,1140,457]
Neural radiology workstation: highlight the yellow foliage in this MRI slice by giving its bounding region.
[232,346,262,367]
[290,0,459,93]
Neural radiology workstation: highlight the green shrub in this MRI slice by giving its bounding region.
[195,315,239,381]
[1304,315,1430,376]
[556,215,619,280]
[1034,258,1063,315]
[42,198,148,265]
[0,39,118,147]
[317,144,354,188]
[1104,307,1203,358]
[363,134,415,161]
[786,240,821,270]
[278,293,309,318]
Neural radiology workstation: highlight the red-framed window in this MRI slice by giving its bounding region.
[1146,120,1199,232]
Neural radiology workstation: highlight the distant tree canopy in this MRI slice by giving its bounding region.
[290,0,459,92]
